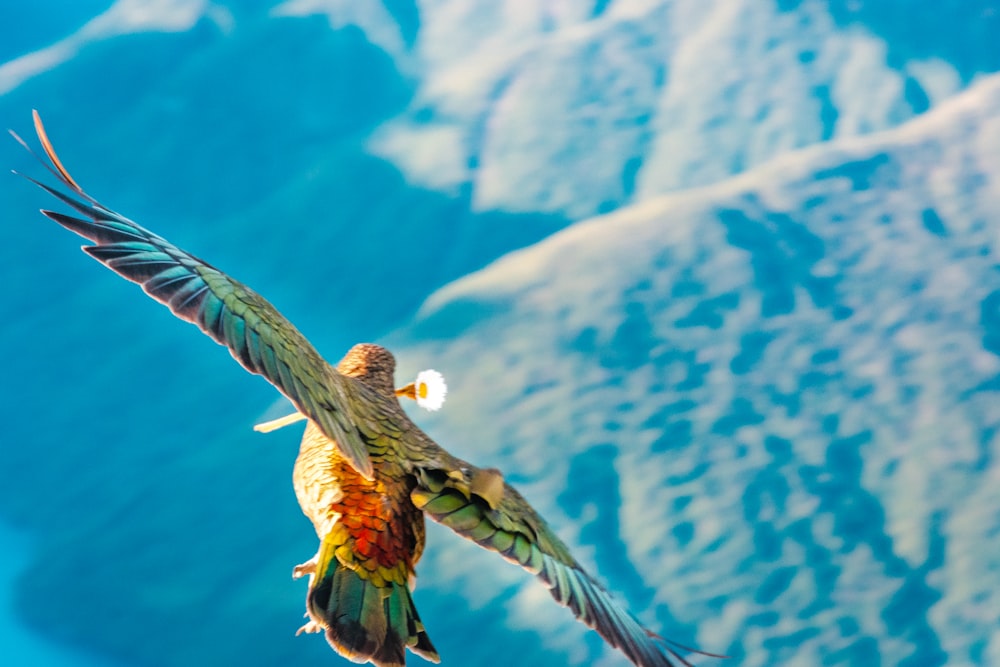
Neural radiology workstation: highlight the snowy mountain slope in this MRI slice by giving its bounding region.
[386,72,1000,666]
[4,2,993,225]
[0,0,215,96]
[371,0,983,219]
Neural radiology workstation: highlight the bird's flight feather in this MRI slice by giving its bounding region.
[411,465,722,667]
[11,111,374,479]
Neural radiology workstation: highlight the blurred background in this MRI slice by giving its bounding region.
[1,1,999,665]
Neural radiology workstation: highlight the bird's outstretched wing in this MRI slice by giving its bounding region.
[12,111,373,479]
[411,465,723,667]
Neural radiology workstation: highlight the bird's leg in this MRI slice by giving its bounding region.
[294,554,324,635]
[296,618,324,636]
[254,411,306,433]
[292,555,317,580]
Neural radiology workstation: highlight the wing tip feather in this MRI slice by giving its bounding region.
[32,109,83,193]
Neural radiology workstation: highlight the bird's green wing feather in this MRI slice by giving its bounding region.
[14,111,373,479]
[411,466,717,667]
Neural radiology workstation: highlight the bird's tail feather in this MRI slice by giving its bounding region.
[306,540,439,666]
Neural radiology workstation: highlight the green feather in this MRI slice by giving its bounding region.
[421,490,466,515]
[22,117,376,479]
[411,463,718,666]
[490,530,515,553]
[439,502,482,532]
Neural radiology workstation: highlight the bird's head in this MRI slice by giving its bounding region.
[336,343,397,397]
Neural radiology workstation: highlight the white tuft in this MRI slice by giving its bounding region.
[414,369,448,411]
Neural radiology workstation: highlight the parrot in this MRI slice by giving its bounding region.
[11,111,724,667]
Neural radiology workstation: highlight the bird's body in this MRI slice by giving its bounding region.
[13,112,722,667]
[289,345,440,665]
[293,419,437,665]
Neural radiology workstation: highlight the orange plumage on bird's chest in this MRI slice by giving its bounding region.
[332,473,419,572]
[293,420,426,586]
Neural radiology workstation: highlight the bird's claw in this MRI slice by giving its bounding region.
[296,620,323,636]
[292,557,317,579]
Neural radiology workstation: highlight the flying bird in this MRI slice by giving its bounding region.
[12,112,722,667]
